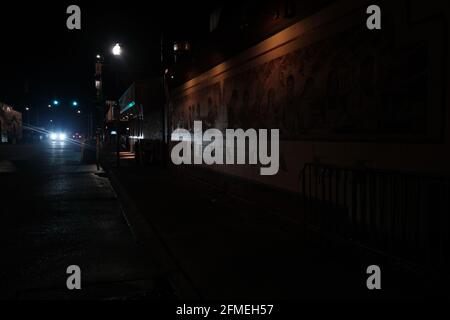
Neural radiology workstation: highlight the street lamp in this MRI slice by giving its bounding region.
[111,43,123,167]
[72,101,78,107]
[24,107,30,124]
[112,43,122,56]
[53,100,59,106]
[77,110,81,114]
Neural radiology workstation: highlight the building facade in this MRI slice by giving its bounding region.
[118,79,164,152]
[168,0,449,192]
[0,101,22,143]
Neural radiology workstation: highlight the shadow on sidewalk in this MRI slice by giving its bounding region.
[103,159,446,300]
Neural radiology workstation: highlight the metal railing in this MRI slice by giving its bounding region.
[300,163,450,269]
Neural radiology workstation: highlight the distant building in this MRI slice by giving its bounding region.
[0,101,22,143]
[118,79,163,152]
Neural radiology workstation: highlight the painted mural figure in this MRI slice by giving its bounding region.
[248,100,260,130]
[241,90,250,129]
[260,88,273,129]
[297,77,315,133]
[179,109,186,129]
[227,89,239,129]
[326,64,355,132]
[205,97,217,130]
[195,103,201,123]
[187,105,193,131]
[283,75,299,137]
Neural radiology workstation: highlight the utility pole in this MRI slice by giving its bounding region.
[161,32,168,167]
[116,102,121,168]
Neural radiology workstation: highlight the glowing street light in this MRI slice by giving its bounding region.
[96,54,101,59]
[72,101,78,106]
[77,110,81,114]
[112,43,122,56]
[24,107,30,123]
[53,100,59,106]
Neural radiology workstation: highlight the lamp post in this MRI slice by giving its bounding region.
[24,107,30,125]
[93,44,123,167]
[161,33,167,167]
[112,43,122,168]
[99,42,166,168]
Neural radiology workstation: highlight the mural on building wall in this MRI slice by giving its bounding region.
[171,82,222,132]
[171,22,441,141]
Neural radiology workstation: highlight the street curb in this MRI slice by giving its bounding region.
[103,165,201,299]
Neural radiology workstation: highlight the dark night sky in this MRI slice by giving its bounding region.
[0,1,218,132]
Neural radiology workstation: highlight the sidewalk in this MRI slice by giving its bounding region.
[0,143,169,299]
[105,157,441,299]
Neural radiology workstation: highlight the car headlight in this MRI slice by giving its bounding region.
[50,133,57,140]
[59,133,66,141]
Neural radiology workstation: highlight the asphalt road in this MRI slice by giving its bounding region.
[0,142,161,299]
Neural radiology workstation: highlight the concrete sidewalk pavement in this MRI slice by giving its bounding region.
[107,161,438,300]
